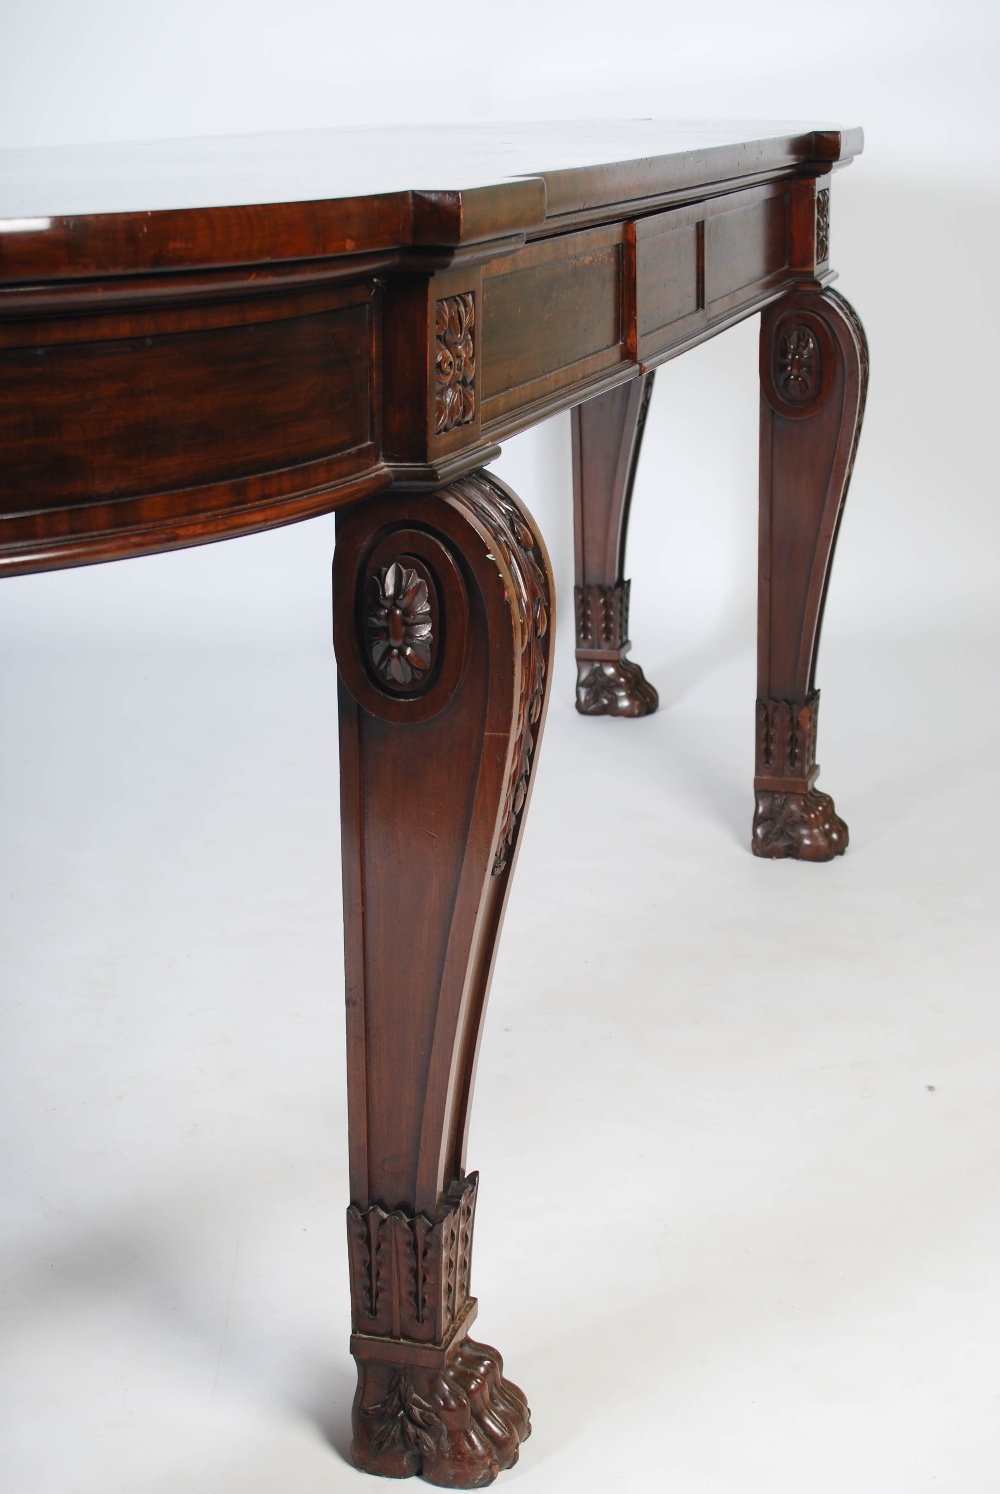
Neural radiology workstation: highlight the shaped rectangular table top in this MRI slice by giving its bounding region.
[0,120,861,280]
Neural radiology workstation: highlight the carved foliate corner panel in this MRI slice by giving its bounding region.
[435,293,476,435]
[815,187,831,264]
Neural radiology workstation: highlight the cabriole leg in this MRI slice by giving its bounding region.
[754,287,868,860]
[571,373,659,716]
[333,470,553,1486]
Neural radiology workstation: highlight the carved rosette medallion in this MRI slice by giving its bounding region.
[776,325,820,404]
[815,187,831,263]
[435,293,476,434]
[753,689,847,857]
[366,559,435,691]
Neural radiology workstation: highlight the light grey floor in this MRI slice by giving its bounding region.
[2,572,998,1492]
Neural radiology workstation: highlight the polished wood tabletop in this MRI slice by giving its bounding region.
[1,121,867,1485]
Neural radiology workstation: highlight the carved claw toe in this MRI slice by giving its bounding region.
[752,788,849,861]
[352,1337,529,1488]
[575,659,658,717]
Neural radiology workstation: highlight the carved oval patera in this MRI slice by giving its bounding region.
[776,324,821,405]
[366,559,435,690]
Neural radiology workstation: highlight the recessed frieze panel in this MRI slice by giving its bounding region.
[480,224,626,426]
[704,191,788,307]
[0,289,373,513]
[634,184,793,365]
[636,221,700,337]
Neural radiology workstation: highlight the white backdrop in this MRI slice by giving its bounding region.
[2,4,999,1492]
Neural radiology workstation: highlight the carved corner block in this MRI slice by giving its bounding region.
[815,187,830,264]
[574,580,658,717]
[435,292,476,435]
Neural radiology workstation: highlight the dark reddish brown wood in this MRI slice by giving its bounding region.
[0,293,373,509]
[754,284,868,859]
[333,469,553,1484]
[0,128,861,579]
[0,125,869,1486]
[571,372,658,716]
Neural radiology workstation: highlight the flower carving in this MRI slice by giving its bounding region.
[815,187,830,263]
[777,325,819,403]
[367,561,434,688]
[435,293,476,434]
[367,1371,441,1457]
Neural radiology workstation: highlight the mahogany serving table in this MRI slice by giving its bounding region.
[0,122,867,1485]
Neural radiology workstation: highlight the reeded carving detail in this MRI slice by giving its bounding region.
[776,325,820,404]
[353,1337,530,1485]
[435,293,476,434]
[752,788,849,861]
[756,691,820,778]
[575,581,630,652]
[815,188,830,263]
[347,1173,477,1344]
[454,474,549,876]
[366,560,434,689]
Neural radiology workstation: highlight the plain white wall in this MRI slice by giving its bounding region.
[0,0,998,659]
